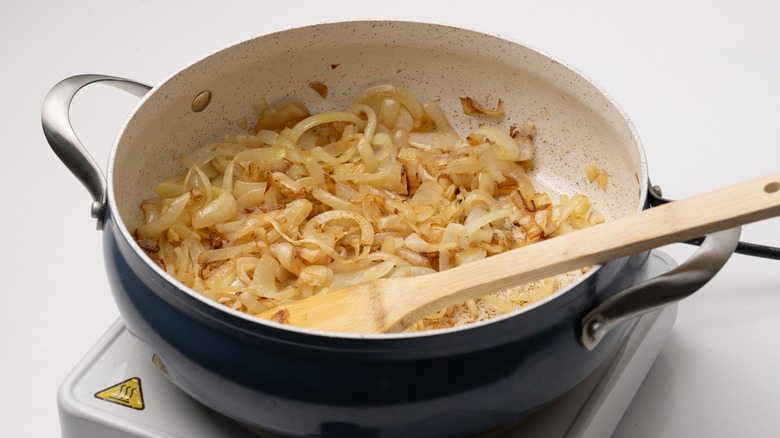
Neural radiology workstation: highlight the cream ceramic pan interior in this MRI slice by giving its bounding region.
[109,20,647,317]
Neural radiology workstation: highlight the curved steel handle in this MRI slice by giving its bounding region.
[41,74,152,229]
[580,227,741,350]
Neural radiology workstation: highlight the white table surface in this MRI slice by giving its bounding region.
[2,1,778,437]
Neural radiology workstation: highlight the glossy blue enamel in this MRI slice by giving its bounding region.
[103,209,652,438]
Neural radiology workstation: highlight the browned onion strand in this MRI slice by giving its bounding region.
[134,84,604,331]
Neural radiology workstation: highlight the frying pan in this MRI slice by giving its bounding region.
[42,21,754,437]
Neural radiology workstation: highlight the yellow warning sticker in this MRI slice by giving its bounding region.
[94,377,145,410]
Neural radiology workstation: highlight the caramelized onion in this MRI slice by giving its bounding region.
[191,188,238,229]
[135,84,603,331]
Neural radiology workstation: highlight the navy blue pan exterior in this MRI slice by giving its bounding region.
[105,209,653,438]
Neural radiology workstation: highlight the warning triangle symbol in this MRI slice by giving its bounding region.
[94,377,145,410]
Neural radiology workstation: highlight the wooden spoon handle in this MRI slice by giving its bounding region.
[261,172,780,333]
[390,172,780,329]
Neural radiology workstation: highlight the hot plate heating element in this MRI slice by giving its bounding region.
[58,251,678,438]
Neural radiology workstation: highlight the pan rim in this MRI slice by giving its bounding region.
[106,19,649,341]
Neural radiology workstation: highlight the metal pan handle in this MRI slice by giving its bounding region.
[41,74,152,229]
[580,227,741,350]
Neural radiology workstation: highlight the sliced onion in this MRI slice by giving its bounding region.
[311,187,362,213]
[377,98,401,128]
[303,210,375,246]
[233,147,284,163]
[233,180,267,198]
[403,233,439,253]
[330,260,395,291]
[203,259,237,290]
[135,83,605,331]
[138,192,190,238]
[154,179,189,198]
[310,143,358,164]
[288,112,363,145]
[470,124,529,161]
[191,188,237,229]
[250,254,281,297]
[238,292,272,314]
[464,207,514,235]
[409,180,444,206]
[268,172,306,196]
[236,188,267,210]
[353,84,425,121]
[455,248,487,267]
[298,265,334,288]
[408,132,466,152]
[423,100,460,137]
[199,241,257,264]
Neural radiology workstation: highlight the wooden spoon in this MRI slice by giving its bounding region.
[258,172,780,334]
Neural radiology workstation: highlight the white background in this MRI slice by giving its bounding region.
[2,0,779,436]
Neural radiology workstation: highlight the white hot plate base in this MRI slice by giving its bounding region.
[58,251,678,438]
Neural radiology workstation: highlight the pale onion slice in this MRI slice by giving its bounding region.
[191,188,238,229]
[238,292,272,314]
[393,107,414,132]
[403,233,439,253]
[311,187,362,213]
[304,157,325,186]
[353,84,425,121]
[138,192,190,238]
[464,207,514,235]
[233,180,267,198]
[254,129,279,145]
[409,180,444,206]
[233,147,284,164]
[287,111,363,145]
[199,241,257,264]
[250,254,281,297]
[235,257,259,286]
[310,143,358,164]
[277,199,314,232]
[439,223,468,249]
[298,265,334,288]
[270,242,301,275]
[330,260,395,291]
[193,166,214,204]
[351,104,380,171]
[408,132,467,152]
[303,209,375,246]
[377,98,401,128]
[267,172,306,196]
[203,259,237,290]
[455,248,487,266]
[423,100,461,137]
[154,179,190,198]
[236,188,267,210]
[470,124,532,161]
